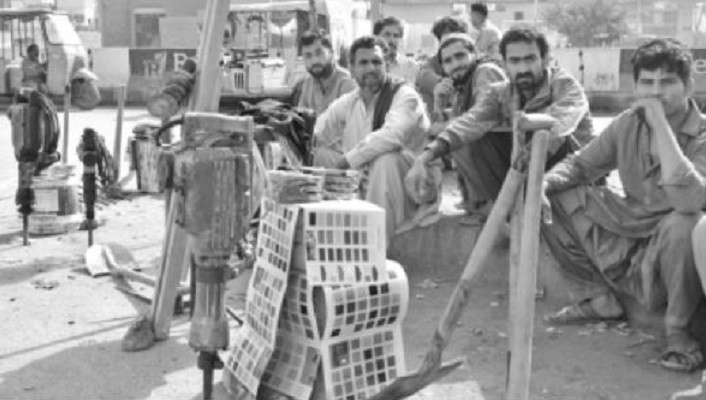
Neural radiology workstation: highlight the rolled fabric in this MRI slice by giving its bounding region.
[300,167,361,200]
[267,170,323,204]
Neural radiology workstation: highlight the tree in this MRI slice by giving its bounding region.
[543,0,629,47]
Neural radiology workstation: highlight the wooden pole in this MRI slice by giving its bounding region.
[370,0,382,21]
[62,84,70,164]
[150,0,231,340]
[309,0,317,29]
[507,119,524,385]
[366,165,526,400]
[506,130,549,400]
[113,85,126,179]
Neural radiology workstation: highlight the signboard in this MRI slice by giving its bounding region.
[128,48,197,99]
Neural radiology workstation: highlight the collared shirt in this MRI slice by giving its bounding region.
[439,67,594,153]
[388,53,420,86]
[314,83,430,169]
[297,65,357,115]
[545,99,706,236]
[450,61,507,118]
[470,21,502,61]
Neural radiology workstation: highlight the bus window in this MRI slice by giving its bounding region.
[1,16,46,61]
[231,12,269,57]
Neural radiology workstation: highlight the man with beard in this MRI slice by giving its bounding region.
[374,16,419,86]
[313,35,432,245]
[416,15,470,117]
[406,27,593,222]
[429,33,507,218]
[543,38,706,373]
[297,30,356,115]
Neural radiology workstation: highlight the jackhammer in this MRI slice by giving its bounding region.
[80,128,99,246]
[9,88,61,245]
[159,113,253,400]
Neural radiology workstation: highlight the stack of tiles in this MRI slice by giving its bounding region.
[226,200,408,400]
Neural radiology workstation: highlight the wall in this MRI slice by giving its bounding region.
[552,46,706,110]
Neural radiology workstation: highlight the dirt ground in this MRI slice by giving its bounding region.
[1,154,705,399]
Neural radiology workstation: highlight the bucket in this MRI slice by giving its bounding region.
[128,124,164,193]
[27,165,83,235]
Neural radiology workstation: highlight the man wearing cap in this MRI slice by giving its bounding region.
[429,33,507,217]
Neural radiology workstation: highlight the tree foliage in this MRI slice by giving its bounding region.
[543,0,629,46]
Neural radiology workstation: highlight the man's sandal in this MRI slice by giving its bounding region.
[544,299,625,326]
[660,333,703,373]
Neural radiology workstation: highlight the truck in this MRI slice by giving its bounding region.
[219,0,369,104]
[0,7,92,98]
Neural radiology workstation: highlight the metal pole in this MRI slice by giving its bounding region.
[113,85,126,179]
[62,85,70,164]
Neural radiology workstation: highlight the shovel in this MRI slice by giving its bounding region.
[367,162,526,400]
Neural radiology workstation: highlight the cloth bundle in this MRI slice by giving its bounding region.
[300,167,361,200]
[267,170,323,204]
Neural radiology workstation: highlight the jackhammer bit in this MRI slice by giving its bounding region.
[16,162,35,246]
[197,350,224,400]
[81,128,99,246]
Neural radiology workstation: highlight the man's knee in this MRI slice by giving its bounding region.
[369,152,407,178]
[692,215,706,254]
[661,212,702,243]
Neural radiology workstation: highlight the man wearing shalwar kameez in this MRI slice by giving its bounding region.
[542,38,706,373]
[407,27,594,223]
[313,36,432,246]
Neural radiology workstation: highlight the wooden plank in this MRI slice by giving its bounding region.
[506,130,549,400]
[150,194,191,340]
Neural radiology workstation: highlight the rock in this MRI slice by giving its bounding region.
[122,315,156,352]
[30,279,59,290]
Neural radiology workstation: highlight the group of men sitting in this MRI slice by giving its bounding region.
[293,7,706,374]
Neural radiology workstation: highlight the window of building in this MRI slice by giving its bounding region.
[514,11,524,20]
[132,8,165,48]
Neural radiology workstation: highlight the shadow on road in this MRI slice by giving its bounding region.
[0,337,194,400]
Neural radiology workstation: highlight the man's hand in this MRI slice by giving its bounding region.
[428,121,447,137]
[631,97,668,131]
[540,181,552,225]
[514,111,556,133]
[433,78,455,104]
[405,156,433,203]
[334,157,350,170]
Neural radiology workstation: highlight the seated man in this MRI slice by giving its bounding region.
[21,44,47,93]
[313,36,431,244]
[408,27,593,221]
[297,29,357,115]
[429,34,507,217]
[542,39,706,373]
[416,15,470,118]
[374,16,419,86]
